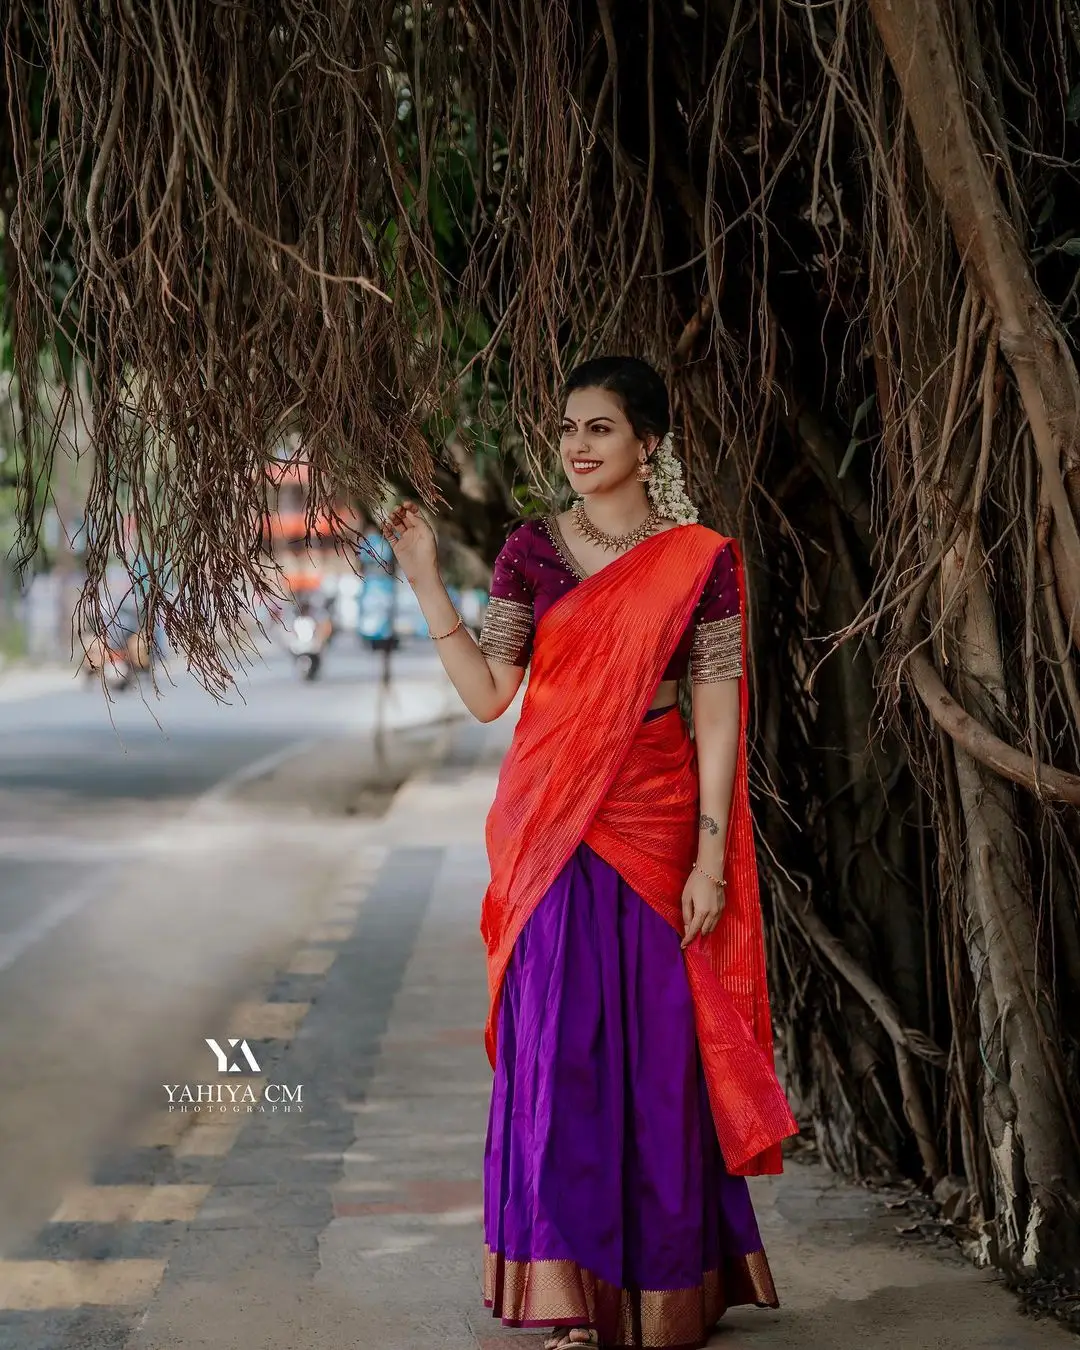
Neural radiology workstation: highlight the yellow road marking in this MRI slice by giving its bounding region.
[50,1184,211,1224]
[287,948,337,976]
[232,1001,310,1039]
[174,1122,242,1157]
[0,1259,165,1309]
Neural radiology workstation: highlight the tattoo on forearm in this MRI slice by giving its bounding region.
[699,813,720,835]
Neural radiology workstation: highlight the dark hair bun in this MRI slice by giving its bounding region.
[563,356,670,439]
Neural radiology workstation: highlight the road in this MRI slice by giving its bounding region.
[0,638,457,1258]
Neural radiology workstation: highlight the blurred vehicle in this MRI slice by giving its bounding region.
[357,578,400,652]
[288,599,332,680]
[81,636,137,692]
[313,575,362,645]
[331,574,363,637]
[392,583,429,639]
[357,533,400,653]
[81,597,159,691]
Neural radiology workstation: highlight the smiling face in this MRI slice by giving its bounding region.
[560,386,657,492]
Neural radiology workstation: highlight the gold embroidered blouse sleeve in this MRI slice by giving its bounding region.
[478,596,534,667]
[690,613,743,683]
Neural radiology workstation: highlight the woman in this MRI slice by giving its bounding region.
[382,356,797,1349]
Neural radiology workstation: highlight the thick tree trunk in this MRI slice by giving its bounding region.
[940,531,1080,1273]
[877,79,1080,1272]
[866,0,1080,644]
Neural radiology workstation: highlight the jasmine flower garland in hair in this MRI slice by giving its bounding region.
[648,432,699,525]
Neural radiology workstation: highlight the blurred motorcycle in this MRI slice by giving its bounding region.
[81,601,157,692]
[81,636,136,691]
[288,602,331,680]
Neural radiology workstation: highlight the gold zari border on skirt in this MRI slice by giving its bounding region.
[483,1244,778,1349]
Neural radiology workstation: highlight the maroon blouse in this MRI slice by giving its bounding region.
[477,516,742,683]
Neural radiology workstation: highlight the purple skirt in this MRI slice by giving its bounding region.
[483,787,779,1348]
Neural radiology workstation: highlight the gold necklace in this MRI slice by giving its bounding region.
[571,498,663,552]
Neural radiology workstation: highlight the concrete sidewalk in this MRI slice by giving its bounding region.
[8,709,1073,1350]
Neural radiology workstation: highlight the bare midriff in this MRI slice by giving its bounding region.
[648,679,679,711]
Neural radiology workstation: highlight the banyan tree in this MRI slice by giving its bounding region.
[3,0,1080,1303]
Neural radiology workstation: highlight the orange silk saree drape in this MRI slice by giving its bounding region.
[480,523,798,1176]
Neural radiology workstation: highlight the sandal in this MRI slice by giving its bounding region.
[543,1332,599,1350]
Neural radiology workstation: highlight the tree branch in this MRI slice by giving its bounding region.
[906,649,1080,804]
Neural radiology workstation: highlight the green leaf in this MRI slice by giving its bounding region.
[1059,237,1080,256]
[1067,84,1080,121]
[850,392,876,434]
[837,437,860,480]
[837,394,876,477]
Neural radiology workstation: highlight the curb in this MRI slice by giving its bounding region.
[189,675,465,818]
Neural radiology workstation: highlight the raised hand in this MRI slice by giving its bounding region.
[380,501,438,584]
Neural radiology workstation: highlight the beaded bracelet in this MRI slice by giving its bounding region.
[692,861,727,889]
[429,614,464,641]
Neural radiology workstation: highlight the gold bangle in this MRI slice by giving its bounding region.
[693,861,726,888]
[430,614,464,641]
